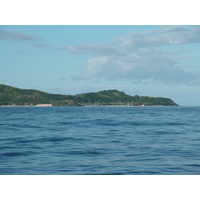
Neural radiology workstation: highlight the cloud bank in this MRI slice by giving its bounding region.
[69,26,200,85]
[33,43,67,50]
[0,30,42,41]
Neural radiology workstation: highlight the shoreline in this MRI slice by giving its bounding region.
[0,105,175,107]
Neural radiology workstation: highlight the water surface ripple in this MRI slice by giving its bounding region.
[0,106,200,174]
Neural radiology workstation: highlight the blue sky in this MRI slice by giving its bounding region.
[0,25,200,106]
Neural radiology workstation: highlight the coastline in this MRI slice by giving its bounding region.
[0,105,172,107]
[0,105,37,107]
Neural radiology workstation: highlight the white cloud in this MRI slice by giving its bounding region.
[119,25,200,47]
[68,43,121,55]
[69,26,200,85]
[82,50,200,84]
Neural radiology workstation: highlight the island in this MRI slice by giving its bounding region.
[0,84,179,106]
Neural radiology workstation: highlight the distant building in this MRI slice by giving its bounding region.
[35,104,52,107]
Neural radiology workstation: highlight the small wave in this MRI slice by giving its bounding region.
[165,122,188,126]
[109,129,119,132]
[0,146,16,150]
[32,136,86,143]
[48,137,67,142]
[2,151,36,157]
[66,150,104,156]
[17,139,34,143]
[56,121,76,125]
[185,164,200,167]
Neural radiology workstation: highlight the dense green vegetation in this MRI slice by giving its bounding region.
[73,90,178,106]
[0,84,75,106]
[0,84,178,106]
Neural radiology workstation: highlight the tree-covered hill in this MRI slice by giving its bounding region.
[0,84,76,106]
[73,89,178,106]
[0,84,178,106]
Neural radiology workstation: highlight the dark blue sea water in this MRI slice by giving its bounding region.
[0,106,200,175]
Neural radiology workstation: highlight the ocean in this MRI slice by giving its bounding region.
[0,106,200,175]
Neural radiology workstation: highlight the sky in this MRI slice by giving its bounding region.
[0,25,200,106]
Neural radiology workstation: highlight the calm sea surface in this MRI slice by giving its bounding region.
[0,106,200,175]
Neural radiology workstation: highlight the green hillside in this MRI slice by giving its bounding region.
[0,84,178,106]
[0,84,76,106]
[74,90,178,106]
